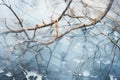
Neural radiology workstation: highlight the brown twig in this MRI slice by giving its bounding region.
[1,0,114,45]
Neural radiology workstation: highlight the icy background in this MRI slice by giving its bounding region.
[0,0,120,80]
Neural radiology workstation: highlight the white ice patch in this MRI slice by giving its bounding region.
[109,74,114,80]
[73,58,81,64]
[82,71,90,77]
[26,71,42,80]
[114,31,120,37]
[0,69,4,73]
[73,58,84,64]
[96,60,101,64]
[114,31,120,41]
[78,73,82,76]
[5,72,13,77]
[90,75,97,78]
[103,60,111,64]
